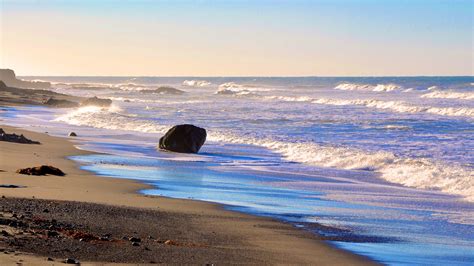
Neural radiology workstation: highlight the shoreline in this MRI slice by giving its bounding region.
[0,124,377,264]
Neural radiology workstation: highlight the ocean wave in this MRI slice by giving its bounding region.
[54,106,474,201]
[267,96,474,118]
[106,97,158,103]
[216,82,271,95]
[334,83,403,92]
[421,90,474,100]
[53,81,163,92]
[54,105,169,133]
[182,80,211,87]
[208,132,474,202]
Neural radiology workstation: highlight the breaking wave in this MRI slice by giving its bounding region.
[215,82,271,96]
[421,90,474,100]
[210,132,474,201]
[53,105,474,202]
[182,80,211,87]
[266,96,474,118]
[54,105,169,133]
[334,83,403,92]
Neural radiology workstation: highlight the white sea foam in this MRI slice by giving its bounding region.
[54,105,168,133]
[421,90,474,100]
[267,96,474,118]
[54,105,474,201]
[208,132,474,201]
[334,83,403,92]
[106,96,158,103]
[334,83,373,91]
[216,82,271,95]
[372,84,403,92]
[182,80,211,87]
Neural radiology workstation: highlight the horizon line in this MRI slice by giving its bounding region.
[17,74,474,78]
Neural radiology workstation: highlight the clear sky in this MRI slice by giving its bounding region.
[0,0,472,76]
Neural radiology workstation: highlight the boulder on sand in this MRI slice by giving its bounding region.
[80,96,112,107]
[16,165,65,176]
[158,124,206,153]
[68,132,77,137]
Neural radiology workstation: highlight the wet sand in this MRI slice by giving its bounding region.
[0,124,376,264]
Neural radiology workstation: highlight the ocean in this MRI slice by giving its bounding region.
[3,76,474,265]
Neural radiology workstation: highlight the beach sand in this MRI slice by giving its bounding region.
[0,124,376,265]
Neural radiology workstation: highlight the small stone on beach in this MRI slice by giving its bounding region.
[129,236,141,242]
[65,258,80,264]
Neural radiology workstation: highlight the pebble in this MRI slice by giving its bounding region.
[46,230,59,237]
[65,258,79,264]
[1,230,11,237]
[129,236,141,242]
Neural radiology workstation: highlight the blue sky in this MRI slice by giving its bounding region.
[1,0,472,76]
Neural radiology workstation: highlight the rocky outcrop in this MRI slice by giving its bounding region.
[141,86,185,95]
[158,124,207,153]
[0,69,51,89]
[16,165,65,176]
[43,97,79,108]
[80,96,112,107]
[0,128,40,144]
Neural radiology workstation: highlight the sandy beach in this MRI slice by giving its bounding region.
[2,1,473,264]
[0,121,376,264]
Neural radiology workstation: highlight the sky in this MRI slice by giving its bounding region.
[0,0,472,76]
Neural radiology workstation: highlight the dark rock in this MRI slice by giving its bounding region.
[80,96,112,107]
[0,128,40,144]
[65,258,79,264]
[68,132,77,137]
[132,242,140,247]
[16,165,65,176]
[141,86,184,95]
[1,230,11,237]
[0,185,24,188]
[0,81,6,89]
[42,97,79,108]
[47,257,54,261]
[129,236,141,242]
[158,124,206,153]
[216,89,240,95]
[46,230,59,237]
[124,99,131,103]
